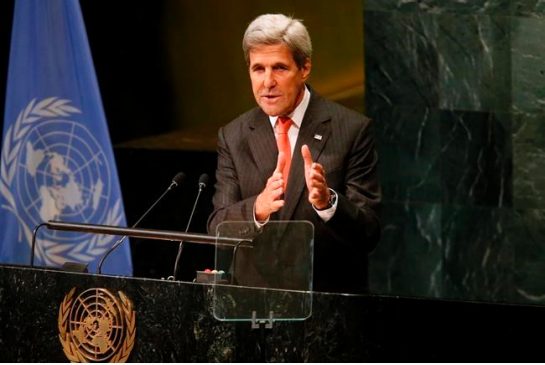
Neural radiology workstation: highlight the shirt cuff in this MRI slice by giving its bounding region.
[253,202,269,228]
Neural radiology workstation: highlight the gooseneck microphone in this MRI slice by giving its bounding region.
[169,173,209,280]
[97,172,186,274]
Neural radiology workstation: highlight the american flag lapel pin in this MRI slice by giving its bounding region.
[314,134,323,141]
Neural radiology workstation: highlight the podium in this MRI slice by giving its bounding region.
[3,264,545,361]
[3,222,545,361]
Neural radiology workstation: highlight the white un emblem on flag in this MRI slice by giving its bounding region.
[0,97,124,266]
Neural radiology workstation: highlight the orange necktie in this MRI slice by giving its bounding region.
[276,116,293,189]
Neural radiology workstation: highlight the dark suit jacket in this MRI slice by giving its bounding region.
[208,89,381,293]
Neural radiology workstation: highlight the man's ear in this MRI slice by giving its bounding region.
[301,58,312,81]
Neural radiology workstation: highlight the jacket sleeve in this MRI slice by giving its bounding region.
[207,126,258,234]
[322,117,381,253]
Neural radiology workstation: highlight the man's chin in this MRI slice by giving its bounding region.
[258,104,286,117]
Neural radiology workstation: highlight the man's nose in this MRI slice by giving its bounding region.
[263,69,276,88]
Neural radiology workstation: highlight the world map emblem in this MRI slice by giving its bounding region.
[0,97,124,266]
[58,287,136,362]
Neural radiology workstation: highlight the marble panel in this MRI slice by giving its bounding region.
[364,0,510,15]
[364,10,439,109]
[440,110,512,207]
[441,205,515,303]
[372,105,441,204]
[369,201,443,298]
[510,208,545,304]
[363,0,545,307]
[512,111,545,208]
[512,0,545,17]
[511,16,545,113]
[437,14,511,112]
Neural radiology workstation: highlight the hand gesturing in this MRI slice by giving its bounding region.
[301,144,330,209]
[254,151,287,222]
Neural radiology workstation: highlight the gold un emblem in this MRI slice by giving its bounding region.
[58,287,136,362]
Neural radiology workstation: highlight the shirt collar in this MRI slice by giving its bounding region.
[269,86,310,130]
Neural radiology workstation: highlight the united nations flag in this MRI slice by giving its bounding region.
[0,0,133,275]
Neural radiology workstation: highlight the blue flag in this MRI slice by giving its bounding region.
[0,0,132,275]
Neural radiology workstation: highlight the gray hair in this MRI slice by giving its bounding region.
[242,14,312,69]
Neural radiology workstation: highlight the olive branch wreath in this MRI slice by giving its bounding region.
[0,97,124,266]
[58,287,136,363]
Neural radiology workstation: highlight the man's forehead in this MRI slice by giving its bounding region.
[249,44,294,63]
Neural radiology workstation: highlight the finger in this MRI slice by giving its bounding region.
[267,173,283,187]
[307,180,325,192]
[271,185,285,200]
[270,200,285,211]
[270,178,284,191]
[274,151,286,174]
[308,170,326,184]
[301,145,313,170]
[309,190,321,201]
[311,162,326,176]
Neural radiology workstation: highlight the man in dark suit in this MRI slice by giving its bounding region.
[208,14,381,294]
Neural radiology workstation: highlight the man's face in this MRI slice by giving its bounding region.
[248,43,311,117]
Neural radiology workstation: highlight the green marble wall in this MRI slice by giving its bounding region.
[365,0,545,304]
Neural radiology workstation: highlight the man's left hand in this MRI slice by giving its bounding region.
[302,144,330,209]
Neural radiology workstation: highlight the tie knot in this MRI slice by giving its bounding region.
[276,117,292,134]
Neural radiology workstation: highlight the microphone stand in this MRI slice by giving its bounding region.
[97,186,166,273]
[30,222,49,267]
[97,175,183,274]
[169,178,207,280]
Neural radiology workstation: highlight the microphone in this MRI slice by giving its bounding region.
[198,173,209,190]
[97,171,186,274]
[169,172,187,190]
[169,173,209,280]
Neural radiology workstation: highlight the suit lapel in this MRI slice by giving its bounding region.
[248,112,278,184]
[280,93,331,221]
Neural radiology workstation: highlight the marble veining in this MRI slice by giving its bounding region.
[363,1,545,306]
[365,0,510,14]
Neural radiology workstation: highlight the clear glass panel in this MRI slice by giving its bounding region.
[212,221,313,323]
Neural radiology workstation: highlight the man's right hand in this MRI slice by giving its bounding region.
[254,152,286,222]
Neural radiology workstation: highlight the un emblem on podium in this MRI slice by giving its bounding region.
[58,288,136,362]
